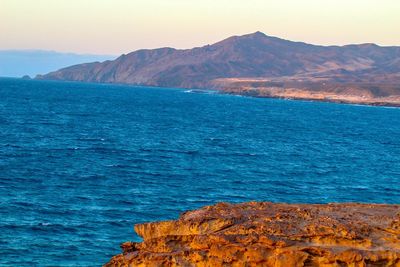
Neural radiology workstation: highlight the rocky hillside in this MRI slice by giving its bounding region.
[105,202,400,266]
[37,32,400,92]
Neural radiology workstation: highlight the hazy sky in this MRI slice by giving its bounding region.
[1,0,400,55]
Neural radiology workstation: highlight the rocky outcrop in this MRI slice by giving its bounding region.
[104,202,400,267]
[212,78,400,107]
[215,80,400,107]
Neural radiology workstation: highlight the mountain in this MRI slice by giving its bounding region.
[0,50,115,78]
[37,32,400,105]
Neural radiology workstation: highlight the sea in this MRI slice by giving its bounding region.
[0,78,399,266]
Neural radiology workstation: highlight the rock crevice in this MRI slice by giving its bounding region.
[105,202,400,266]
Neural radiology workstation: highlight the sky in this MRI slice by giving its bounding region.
[1,0,400,55]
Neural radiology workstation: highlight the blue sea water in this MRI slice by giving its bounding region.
[0,78,399,266]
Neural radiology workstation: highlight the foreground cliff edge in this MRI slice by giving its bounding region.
[104,202,400,267]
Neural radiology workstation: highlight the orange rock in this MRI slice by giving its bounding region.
[104,202,400,266]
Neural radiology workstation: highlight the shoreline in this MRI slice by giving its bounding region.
[6,77,400,108]
[219,88,400,108]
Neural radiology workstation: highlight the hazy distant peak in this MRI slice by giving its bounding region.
[243,31,269,39]
[0,50,115,77]
[214,31,305,50]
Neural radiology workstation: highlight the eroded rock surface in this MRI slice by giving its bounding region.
[105,202,400,266]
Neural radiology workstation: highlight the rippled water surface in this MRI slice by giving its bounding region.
[1,78,399,266]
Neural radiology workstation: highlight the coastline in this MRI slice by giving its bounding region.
[219,87,400,108]
[2,78,400,266]
[7,77,400,108]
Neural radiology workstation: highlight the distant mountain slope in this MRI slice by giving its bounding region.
[0,50,115,78]
[37,32,400,90]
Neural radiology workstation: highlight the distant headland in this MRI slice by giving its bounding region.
[36,32,400,107]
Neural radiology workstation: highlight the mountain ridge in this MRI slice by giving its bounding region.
[37,32,400,104]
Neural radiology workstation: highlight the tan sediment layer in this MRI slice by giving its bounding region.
[220,87,400,107]
[104,202,400,266]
